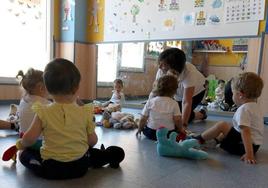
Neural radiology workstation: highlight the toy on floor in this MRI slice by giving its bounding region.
[156,127,208,160]
[2,139,24,162]
[100,111,138,129]
[6,104,20,131]
[93,101,121,115]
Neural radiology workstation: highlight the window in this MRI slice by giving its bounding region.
[0,0,53,84]
[97,42,145,85]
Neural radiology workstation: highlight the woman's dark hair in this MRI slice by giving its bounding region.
[43,58,81,95]
[158,48,186,74]
[155,75,178,97]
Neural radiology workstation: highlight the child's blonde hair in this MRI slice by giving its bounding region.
[155,75,178,97]
[16,68,43,95]
[231,72,263,99]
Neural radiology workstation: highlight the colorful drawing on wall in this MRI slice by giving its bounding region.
[63,0,74,22]
[194,0,205,8]
[207,14,221,25]
[196,10,206,26]
[158,0,167,11]
[7,0,41,25]
[89,0,101,33]
[163,18,175,31]
[169,0,179,11]
[130,4,140,23]
[183,12,195,25]
[211,0,223,9]
[224,0,266,23]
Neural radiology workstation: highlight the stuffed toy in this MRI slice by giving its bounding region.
[100,111,138,129]
[6,104,20,131]
[2,139,24,162]
[156,127,208,160]
[2,139,42,162]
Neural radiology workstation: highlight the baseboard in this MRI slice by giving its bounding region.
[0,100,20,105]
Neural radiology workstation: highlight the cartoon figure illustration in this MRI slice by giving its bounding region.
[89,0,100,32]
[63,0,73,21]
[169,0,179,10]
[158,0,167,11]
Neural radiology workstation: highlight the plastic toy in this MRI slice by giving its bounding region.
[2,139,24,162]
[156,127,208,160]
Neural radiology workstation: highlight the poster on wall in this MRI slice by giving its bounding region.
[103,0,262,42]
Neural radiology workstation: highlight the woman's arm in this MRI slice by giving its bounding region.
[21,115,42,147]
[240,125,256,164]
[182,86,194,127]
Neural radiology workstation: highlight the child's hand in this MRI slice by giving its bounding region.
[240,153,257,164]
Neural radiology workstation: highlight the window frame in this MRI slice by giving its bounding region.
[97,42,146,86]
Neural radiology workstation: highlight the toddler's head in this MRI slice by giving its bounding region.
[155,75,178,97]
[217,79,225,88]
[231,72,263,102]
[43,58,81,96]
[113,79,123,93]
[16,68,47,97]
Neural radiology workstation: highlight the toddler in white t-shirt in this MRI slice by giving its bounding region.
[136,75,185,140]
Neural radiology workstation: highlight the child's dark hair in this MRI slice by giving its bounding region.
[114,79,123,87]
[43,58,81,95]
[16,68,43,95]
[158,48,186,74]
[218,79,225,85]
[155,75,178,97]
[231,72,263,99]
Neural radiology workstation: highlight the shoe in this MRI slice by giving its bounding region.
[199,106,208,120]
[201,139,219,149]
[88,144,125,168]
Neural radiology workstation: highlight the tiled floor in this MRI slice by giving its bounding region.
[1,105,268,188]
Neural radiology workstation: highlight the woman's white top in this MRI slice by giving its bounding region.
[155,62,206,101]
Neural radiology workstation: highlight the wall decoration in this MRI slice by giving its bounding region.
[63,0,74,22]
[6,0,41,25]
[131,4,140,23]
[89,0,101,32]
[207,14,221,25]
[183,12,196,25]
[169,0,180,10]
[196,10,207,26]
[212,0,223,8]
[102,0,261,42]
[158,0,167,11]
[194,0,205,8]
[163,18,175,31]
[224,0,266,23]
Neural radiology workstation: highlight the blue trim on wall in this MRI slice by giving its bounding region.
[75,0,87,43]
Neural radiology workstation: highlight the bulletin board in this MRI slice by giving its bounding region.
[102,0,266,42]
